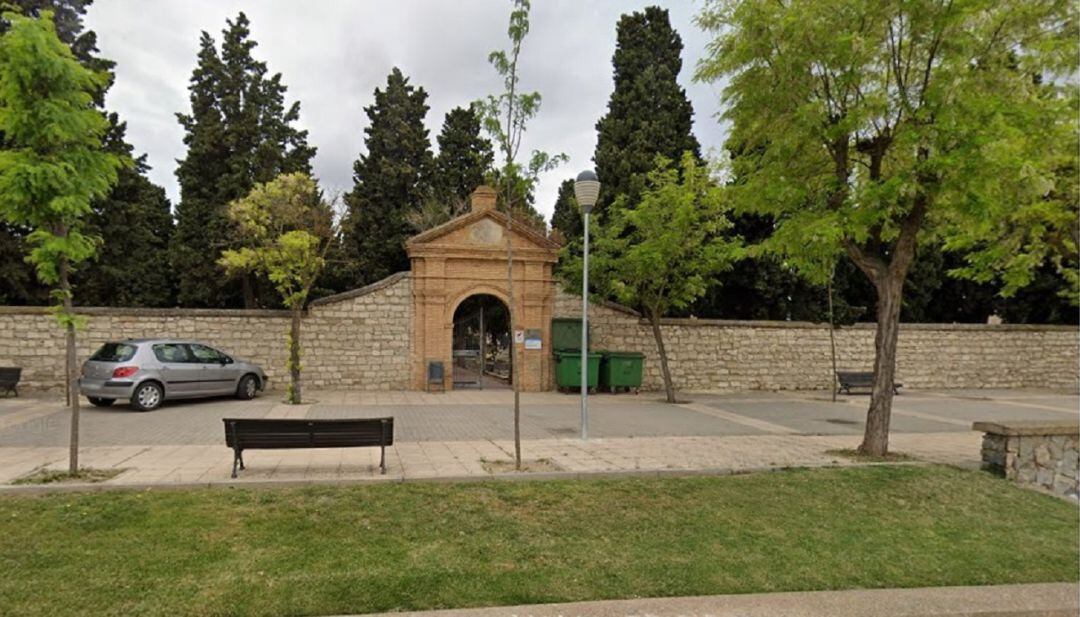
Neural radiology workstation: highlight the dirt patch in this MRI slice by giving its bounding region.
[825,448,917,463]
[13,467,125,485]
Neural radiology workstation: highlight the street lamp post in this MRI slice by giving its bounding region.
[574,170,600,441]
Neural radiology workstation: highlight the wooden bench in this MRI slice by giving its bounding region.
[223,417,394,478]
[0,367,20,397]
[836,371,902,395]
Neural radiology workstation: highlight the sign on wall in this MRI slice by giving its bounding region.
[524,329,542,350]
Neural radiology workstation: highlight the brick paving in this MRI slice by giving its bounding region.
[0,388,1073,488]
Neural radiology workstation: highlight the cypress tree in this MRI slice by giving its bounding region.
[342,68,434,287]
[549,178,581,242]
[434,104,493,216]
[76,116,174,307]
[173,31,230,308]
[172,12,315,308]
[592,6,699,223]
[0,223,39,305]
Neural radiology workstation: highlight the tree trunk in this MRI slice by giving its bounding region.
[288,307,302,404]
[507,231,521,471]
[242,274,256,309]
[59,256,80,474]
[504,190,521,470]
[828,275,837,403]
[858,274,905,456]
[648,308,677,404]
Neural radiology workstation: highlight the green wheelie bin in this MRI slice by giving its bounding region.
[554,350,601,392]
[599,350,645,393]
[551,317,589,352]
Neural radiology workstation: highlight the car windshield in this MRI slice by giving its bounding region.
[90,343,138,363]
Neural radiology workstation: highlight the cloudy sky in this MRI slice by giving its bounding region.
[85,0,729,222]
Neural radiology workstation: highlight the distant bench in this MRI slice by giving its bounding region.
[223,417,394,478]
[836,371,902,395]
[0,367,20,397]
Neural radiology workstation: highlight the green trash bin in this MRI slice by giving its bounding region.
[554,350,601,391]
[551,317,589,352]
[599,351,645,393]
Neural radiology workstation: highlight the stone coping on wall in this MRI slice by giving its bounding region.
[973,420,1080,437]
[309,271,411,307]
[0,305,292,318]
[650,316,1078,332]
[560,290,1076,331]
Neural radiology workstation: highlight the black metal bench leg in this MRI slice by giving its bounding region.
[380,445,386,475]
[231,448,242,478]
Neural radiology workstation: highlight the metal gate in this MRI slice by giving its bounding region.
[452,305,486,389]
[451,302,509,389]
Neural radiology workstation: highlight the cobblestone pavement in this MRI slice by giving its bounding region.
[0,388,1073,487]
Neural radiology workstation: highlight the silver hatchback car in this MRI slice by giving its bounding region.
[80,339,268,411]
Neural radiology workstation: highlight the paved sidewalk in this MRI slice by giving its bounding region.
[0,430,980,488]
[351,582,1080,617]
[0,387,1072,488]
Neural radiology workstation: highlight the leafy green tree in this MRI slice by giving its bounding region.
[434,104,494,216]
[697,0,1075,455]
[592,6,700,226]
[485,167,547,230]
[943,95,1079,307]
[477,0,567,468]
[571,154,742,403]
[0,1,116,306]
[220,173,333,404]
[0,1,113,92]
[342,67,434,287]
[0,10,124,473]
[173,13,315,308]
[75,116,174,307]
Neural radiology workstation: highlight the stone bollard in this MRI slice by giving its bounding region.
[973,420,1079,500]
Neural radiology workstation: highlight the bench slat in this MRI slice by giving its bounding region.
[836,371,902,394]
[223,418,394,477]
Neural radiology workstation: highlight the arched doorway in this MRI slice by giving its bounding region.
[406,185,561,391]
[451,294,511,389]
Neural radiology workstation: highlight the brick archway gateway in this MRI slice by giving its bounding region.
[406,186,561,391]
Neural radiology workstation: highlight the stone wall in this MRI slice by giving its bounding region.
[0,273,413,393]
[976,421,1079,499]
[0,275,1075,394]
[554,290,1079,392]
[0,306,293,394]
[304,272,412,390]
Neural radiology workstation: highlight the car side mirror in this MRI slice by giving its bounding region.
[223,357,233,365]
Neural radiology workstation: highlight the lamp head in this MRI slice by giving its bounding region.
[574,170,600,215]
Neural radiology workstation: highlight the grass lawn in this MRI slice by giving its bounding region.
[0,465,1076,616]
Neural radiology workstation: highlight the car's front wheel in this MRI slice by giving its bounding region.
[88,397,115,407]
[130,382,163,412]
[236,374,259,400]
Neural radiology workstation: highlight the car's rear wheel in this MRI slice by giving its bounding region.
[130,382,163,412]
[88,397,115,407]
[236,374,259,400]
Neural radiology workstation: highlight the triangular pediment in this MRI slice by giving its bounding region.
[405,209,560,252]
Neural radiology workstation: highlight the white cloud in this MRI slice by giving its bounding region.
[85,0,728,222]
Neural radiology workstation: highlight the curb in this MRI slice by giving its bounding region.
[0,460,934,496]
[344,582,1080,617]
